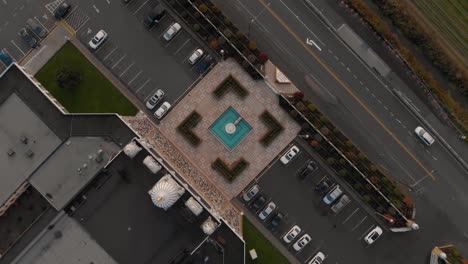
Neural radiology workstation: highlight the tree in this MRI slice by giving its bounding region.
[293,91,304,100]
[56,68,81,89]
[193,24,200,32]
[248,41,257,51]
[327,157,335,165]
[258,52,269,64]
[209,40,218,49]
[199,4,208,13]
[211,4,221,14]
[358,153,367,160]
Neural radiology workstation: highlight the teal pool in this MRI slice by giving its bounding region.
[209,107,252,150]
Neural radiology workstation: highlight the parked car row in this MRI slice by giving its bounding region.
[243,185,285,232]
[18,17,49,49]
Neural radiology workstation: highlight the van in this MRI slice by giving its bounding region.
[414,126,435,146]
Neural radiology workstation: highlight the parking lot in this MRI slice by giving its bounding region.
[239,137,389,263]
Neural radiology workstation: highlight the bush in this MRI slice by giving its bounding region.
[199,4,208,13]
[193,12,201,18]
[258,52,269,64]
[223,29,233,38]
[56,67,81,89]
[193,24,200,32]
[177,111,202,146]
[209,40,218,49]
[259,111,284,146]
[212,158,249,182]
[248,41,257,51]
[358,153,367,160]
[211,4,220,14]
[213,76,249,99]
[327,157,335,165]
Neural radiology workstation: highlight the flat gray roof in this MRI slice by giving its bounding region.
[12,213,116,264]
[29,137,120,211]
[0,93,61,206]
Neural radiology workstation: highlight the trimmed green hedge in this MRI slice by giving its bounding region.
[177,111,202,146]
[259,111,284,146]
[213,76,249,99]
[212,158,248,182]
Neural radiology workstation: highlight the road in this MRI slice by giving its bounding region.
[212,0,468,258]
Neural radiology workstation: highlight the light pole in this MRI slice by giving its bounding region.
[375,212,395,224]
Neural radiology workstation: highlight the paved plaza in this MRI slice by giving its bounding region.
[158,59,300,198]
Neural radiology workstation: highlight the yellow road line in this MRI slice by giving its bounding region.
[257,0,435,180]
[60,20,76,36]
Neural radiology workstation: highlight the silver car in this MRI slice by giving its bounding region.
[163,22,181,41]
[258,202,276,220]
[154,102,171,119]
[26,19,46,38]
[293,234,311,251]
[242,184,260,202]
[414,126,435,146]
[322,185,343,205]
[146,89,164,110]
[331,194,350,213]
[283,225,301,244]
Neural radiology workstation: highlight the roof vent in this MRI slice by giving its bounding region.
[26,149,34,158]
[7,149,15,156]
[21,136,28,144]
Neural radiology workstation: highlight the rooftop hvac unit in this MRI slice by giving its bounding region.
[185,197,203,216]
[95,149,104,163]
[143,156,162,174]
[123,141,142,159]
[201,217,218,236]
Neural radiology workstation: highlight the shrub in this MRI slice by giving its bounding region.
[338,169,348,177]
[193,12,201,18]
[213,76,249,99]
[177,111,202,146]
[259,111,284,146]
[358,153,367,160]
[223,29,233,38]
[211,4,220,14]
[193,24,200,32]
[327,157,335,165]
[212,158,249,182]
[247,54,257,64]
[198,4,208,13]
[223,18,232,26]
[56,68,81,89]
[362,195,371,202]
[209,40,218,49]
[257,52,269,64]
[248,41,257,51]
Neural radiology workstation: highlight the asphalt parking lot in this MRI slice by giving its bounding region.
[69,0,215,108]
[239,137,389,263]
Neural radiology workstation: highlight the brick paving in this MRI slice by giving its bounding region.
[158,59,300,198]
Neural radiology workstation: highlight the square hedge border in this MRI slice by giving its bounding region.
[212,158,249,182]
[177,111,202,146]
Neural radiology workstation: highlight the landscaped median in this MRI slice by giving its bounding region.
[281,92,417,231]
[243,216,289,264]
[35,41,137,115]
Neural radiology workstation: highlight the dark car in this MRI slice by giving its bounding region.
[0,50,14,66]
[19,28,38,48]
[54,2,71,20]
[26,18,46,38]
[267,212,284,231]
[195,54,215,73]
[250,195,266,212]
[298,160,318,180]
[314,177,334,195]
[143,4,166,28]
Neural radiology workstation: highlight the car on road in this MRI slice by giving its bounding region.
[195,54,214,73]
[364,226,383,245]
[0,50,14,66]
[322,185,343,205]
[146,89,164,110]
[308,252,325,264]
[143,4,166,28]
[163,22,181,41]
[258,201,276,220]
[54,2,71,20]
[298,160,318,180]
[26,19,46,38]
[293,234,311,251]
[242,184,260,202]
[331,194,350,213]
[188,49,204,65]
[88,30,108,50]
[314,177,333,195]
[267,212,283,231]
[154,102,171,119]
[283,225,301,244]
[19,28,38,48]
[280,145,299,165]
[250,195,266,212]
[414,126,435,146]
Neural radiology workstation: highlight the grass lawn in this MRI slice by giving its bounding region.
[243,216,289,264]
[35,41,138,115]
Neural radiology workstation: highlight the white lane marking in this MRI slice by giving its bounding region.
[327,49,332,54]
[396,119,402,124]
[351,216,368,231]
[384,106,389,111]
[112,54,126,69]
[353,74,357,79]
[143,86,159,101]
[432,156,438,161]
[128,70,142,85]
[377,100,382,104]
[346,67,351,72]
[95,41,109,53]
[365,86,370,91]
[371,93,376,98]
[340,62,345,67]
[34,17,49,33]
[359,224,376,240]
[334,55,339,60]
[103,46,118,61]
[93,4,100,13]
[119,62,134,77]
[174,38,191,55]
[359,81,364,85]
[106,0,110,4]
[390,112,394,117]
[306,38,321,51]
[342,208,359,224]
[2,0,7,5]
[76,17,89,32]
[19,4,24,10]
[10,40,26,56]
[136,78,151,93]
[402,124,406,129]
[133,0,148,15]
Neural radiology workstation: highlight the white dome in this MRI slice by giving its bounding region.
[201,217,218,235]
[148,175,185,210]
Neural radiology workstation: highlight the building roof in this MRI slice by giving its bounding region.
[29,137,120,211]
[12,212,117,264]
[0,93,62,206]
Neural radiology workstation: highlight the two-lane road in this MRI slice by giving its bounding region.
[212,0,468,261]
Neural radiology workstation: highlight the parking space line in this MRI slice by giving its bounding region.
[103,46,118,61]
[119,62,134,77]
[10,40,26,56]
[174,39,191,55]
[133,0,148,15]
[34,17,49,33]
[112,55,127,69]
[128,70,142,85]
[143,86,159,101]
[358,224,375,240]
[181,51,192,64]
[3,48,18,61]
[136,78,151,93]
[351,216,368,231]
[95,41,110,54]
[164,33,181,47]
[342,208,359,224]
[76,17,90,32]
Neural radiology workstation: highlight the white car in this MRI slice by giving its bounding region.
[283,225,301,244]
[364,226,383,245]
[163,22,181,41]
[280,145,299,165]
[146,89,164,110]
[188,49,204,65]
[308,252,325,264]
[293,234,311,251]
[154,102,171,119]
[242,184,260,202]
[414,126,435,146]
[258,202,276,220]
[322,185,343,205]
[88,30,108,49]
